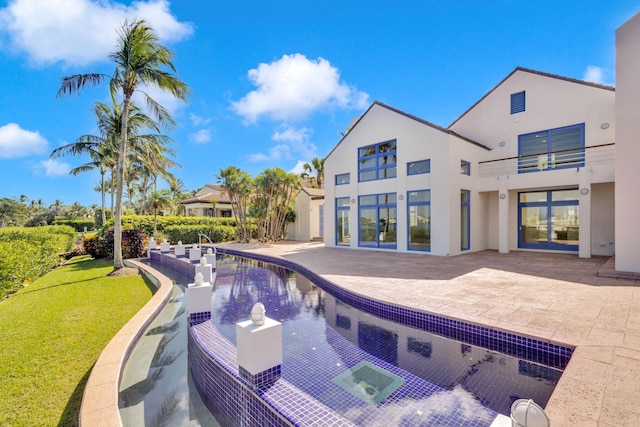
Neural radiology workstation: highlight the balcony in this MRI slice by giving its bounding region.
[478,143,615,177]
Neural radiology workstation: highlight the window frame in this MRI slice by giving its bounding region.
[335,173,350,185]
[358,139,397,182]
[460,160,471,176]
[358,192,397,249]
[461,189,470,251]
[518,123,585,173]
[511,91,526,114]
[407,189,431,252]
[407,159,430,176]
[335,197,351,246]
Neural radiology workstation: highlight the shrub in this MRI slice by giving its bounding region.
[53,218,96,232]
[162,224,238,244]
[0,226,77,299]
[82,234,106,259]
[102,215,240,237]
[101,227,148,260]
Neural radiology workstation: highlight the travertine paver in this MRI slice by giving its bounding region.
[220,242,640,426]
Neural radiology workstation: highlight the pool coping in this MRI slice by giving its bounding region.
[78,259,174,427]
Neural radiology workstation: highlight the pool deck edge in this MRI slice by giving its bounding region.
[78,259,173,427]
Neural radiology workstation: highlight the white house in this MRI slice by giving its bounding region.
[287,186,324,241]
[323,40,640,271]
[180,184,234,217]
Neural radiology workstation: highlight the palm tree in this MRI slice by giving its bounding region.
[57,19,189,271]
[217,166,253,243]
[50,101,119,226]
[145,189,172,236]
[301,157,325,189]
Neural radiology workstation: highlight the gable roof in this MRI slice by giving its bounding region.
[180,184,232,204]
[325,101,489,160]
[300,187,325,199]
[448,66,616,129]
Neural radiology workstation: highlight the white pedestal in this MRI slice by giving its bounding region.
[195,264,213,283]
[189,247,202,262]
[148,239,157,250]
[160,242,170,253]
[175,244,185,257]
[187,282,212,314]
[236,317,282,376]
[204,253,217,269]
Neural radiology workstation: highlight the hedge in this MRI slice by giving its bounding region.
[0,226,77,300]
[102,215,240,238]
[162,224,238,244]
[53,218,96,232]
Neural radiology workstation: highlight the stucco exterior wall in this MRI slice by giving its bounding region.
[324,103,489,256]
[615,13,640,272]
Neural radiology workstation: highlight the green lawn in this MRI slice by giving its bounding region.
[0,256,154,427]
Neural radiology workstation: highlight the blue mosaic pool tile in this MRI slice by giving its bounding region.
[218,247,574,370]
[152,248,573,427]
[240,365,282,388]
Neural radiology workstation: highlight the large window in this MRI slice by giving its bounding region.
[461,190,470,251]
[408,190,430,251]
[336,197,350,246]
[359,193,396,248]
[358,140,397,182]
[518,189,579,251]
[518,124,585,173]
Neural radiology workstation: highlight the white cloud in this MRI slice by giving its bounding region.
[189,129,211,144]
[0,123,48,158]
[0,0,193,66]
[582,65,609,85]
[39,158,70,176]
[249,125,318,164]
[232,53,369,123]
[248,144,291,163]
[190,113,211,126]
[289,160,307,175]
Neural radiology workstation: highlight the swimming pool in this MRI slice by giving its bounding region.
[121,248,571,426]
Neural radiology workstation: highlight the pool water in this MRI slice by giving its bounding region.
[207,255,563,426]
[120,252,566,426]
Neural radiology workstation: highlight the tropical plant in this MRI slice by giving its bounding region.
[57,19,189,272]
[301,157,325,188]
[216,166,253,243]
[253,167,300,241]
[145,189,172,236]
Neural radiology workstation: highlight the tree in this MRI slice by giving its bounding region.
[57,19,189,271]
[217,166,253,243]
[301,157,325,189]
[145,189,172,236]
[253,168,300,242]
[0,198,29,227]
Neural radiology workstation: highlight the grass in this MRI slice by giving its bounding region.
[0,256,155,427]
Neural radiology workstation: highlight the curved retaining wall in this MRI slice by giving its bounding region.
[78,259,174,427]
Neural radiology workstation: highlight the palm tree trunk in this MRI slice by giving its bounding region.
[100,170,107,225]
[113,97,131,270]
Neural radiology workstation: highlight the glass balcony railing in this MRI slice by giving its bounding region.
[478,143,615,177]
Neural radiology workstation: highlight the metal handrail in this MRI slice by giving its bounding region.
[197,233,217,254]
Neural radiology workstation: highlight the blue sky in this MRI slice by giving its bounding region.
[0,0,638,208]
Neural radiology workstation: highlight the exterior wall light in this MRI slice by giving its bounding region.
[350,198,355,204]
[498,141,506,147]
[580,188,590,195]
[601,123,610,129]
[499,193,507,199]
